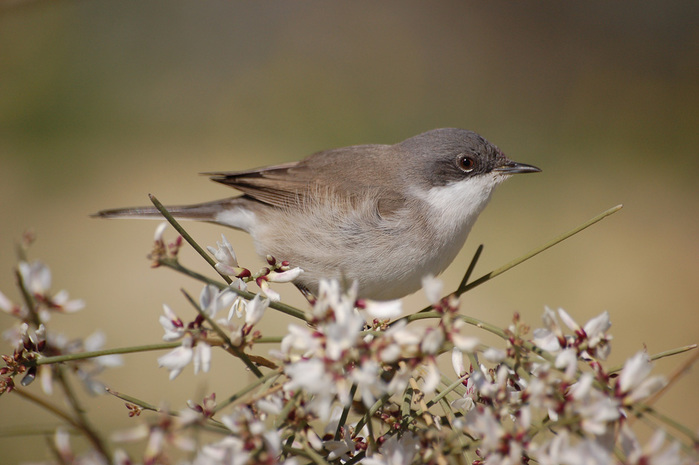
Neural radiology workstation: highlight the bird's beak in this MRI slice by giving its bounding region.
[494,160,541,174]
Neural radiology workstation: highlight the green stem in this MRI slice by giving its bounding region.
[13,388,83,431]
[214,368,282,413]
[400,312,555,365]
[106,387,160,412]
[353,393,390,437]
[180,289,264,379]
[334,383,358,440]
[458,244,483,291]
[608,344,697,374]
[631,403,699,446]
[301,442,331,465]
[404,204,625,320]
[416,374,468,416]
[54,367,110,458]
[457,204,622,296]
[275,391,301,429]
[15,269,41,328]
[159,259,308,322]
[149,194,231,284]
[29,342,181,365]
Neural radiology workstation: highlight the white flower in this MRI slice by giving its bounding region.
[197,436,249,465]
[51,289,85,312]
[154,222,168,242]
[324,427,355,461]
[363,433,419,465]
[258,279,281,302]
[267,267,303,283]
[284,358,335,419]
[583,311,612,360]
[382,320,422,359]
[192,342,211,375]
[450,320,479,352]
[159,304,185,341]
[483,347,506,363]
[158,334,194,380]
[617,351,666,404]
[365,299,403,320]
[378,342,402,363]
[463,406,504,452]
[555,348,578,379]
[280,324,320,356]
[584,311,611,339]
[256,393,284,416]
[532,327,561,352]
[569,372,595,400]
[618,351,652,393]
[452,347,466,376]
[18,261,84,313]
[558,308,581,333]
[562,437,612,465]
[284,358,334,395]
[420,359,440,395]
[352,360,386,408]
[314,279,358,320]
[619,424,684,465]
[113,449,131,465]
[207,234,239,268]
[199,285,235,317]
[263,429,282,457]
[534,430,612,465]
[324,309,365,361]
[420,327,444,355]
[422,274,444,304]
[19,261,52,295]
[227,297,247,321]
[452,334,479,351]
[472,365,508,399]
[0,290,15,314]
[244,294,269,326]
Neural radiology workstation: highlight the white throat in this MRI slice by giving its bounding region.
[421,173,504,239]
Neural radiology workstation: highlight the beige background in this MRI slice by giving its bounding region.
[1,2,698,462]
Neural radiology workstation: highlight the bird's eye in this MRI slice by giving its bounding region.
[458,155,476,172]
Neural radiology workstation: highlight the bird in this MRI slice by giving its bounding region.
[94,128,540,300]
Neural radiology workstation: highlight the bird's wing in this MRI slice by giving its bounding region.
[204,145,406,215]
[204,161,308,208]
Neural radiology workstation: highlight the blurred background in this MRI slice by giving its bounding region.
[1,1,697,462]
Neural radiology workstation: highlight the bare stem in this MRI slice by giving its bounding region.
[149,194,232,284]
[457,204,623,296]
[28,342,181,366]
[180,288,264,378]
[158,258,308,322]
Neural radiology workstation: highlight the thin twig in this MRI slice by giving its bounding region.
[458,205,623,296]
[29,342,181,366]
[458,244,483,292]
[334,383,357,441]
[158,258,308,322]
[181,289,264,378]
[149,194,232,284]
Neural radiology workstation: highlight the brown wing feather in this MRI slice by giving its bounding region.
[204,161,310,208]
[203,144,407,215]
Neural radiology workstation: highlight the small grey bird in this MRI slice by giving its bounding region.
[95,128,540,300]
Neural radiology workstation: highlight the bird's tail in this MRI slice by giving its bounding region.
[92,197,245,227]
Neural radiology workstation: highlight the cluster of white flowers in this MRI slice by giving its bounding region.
[0,231,695,465]
[1,259,121,397]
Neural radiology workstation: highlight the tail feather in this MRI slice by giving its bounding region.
[92,197,241,222]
